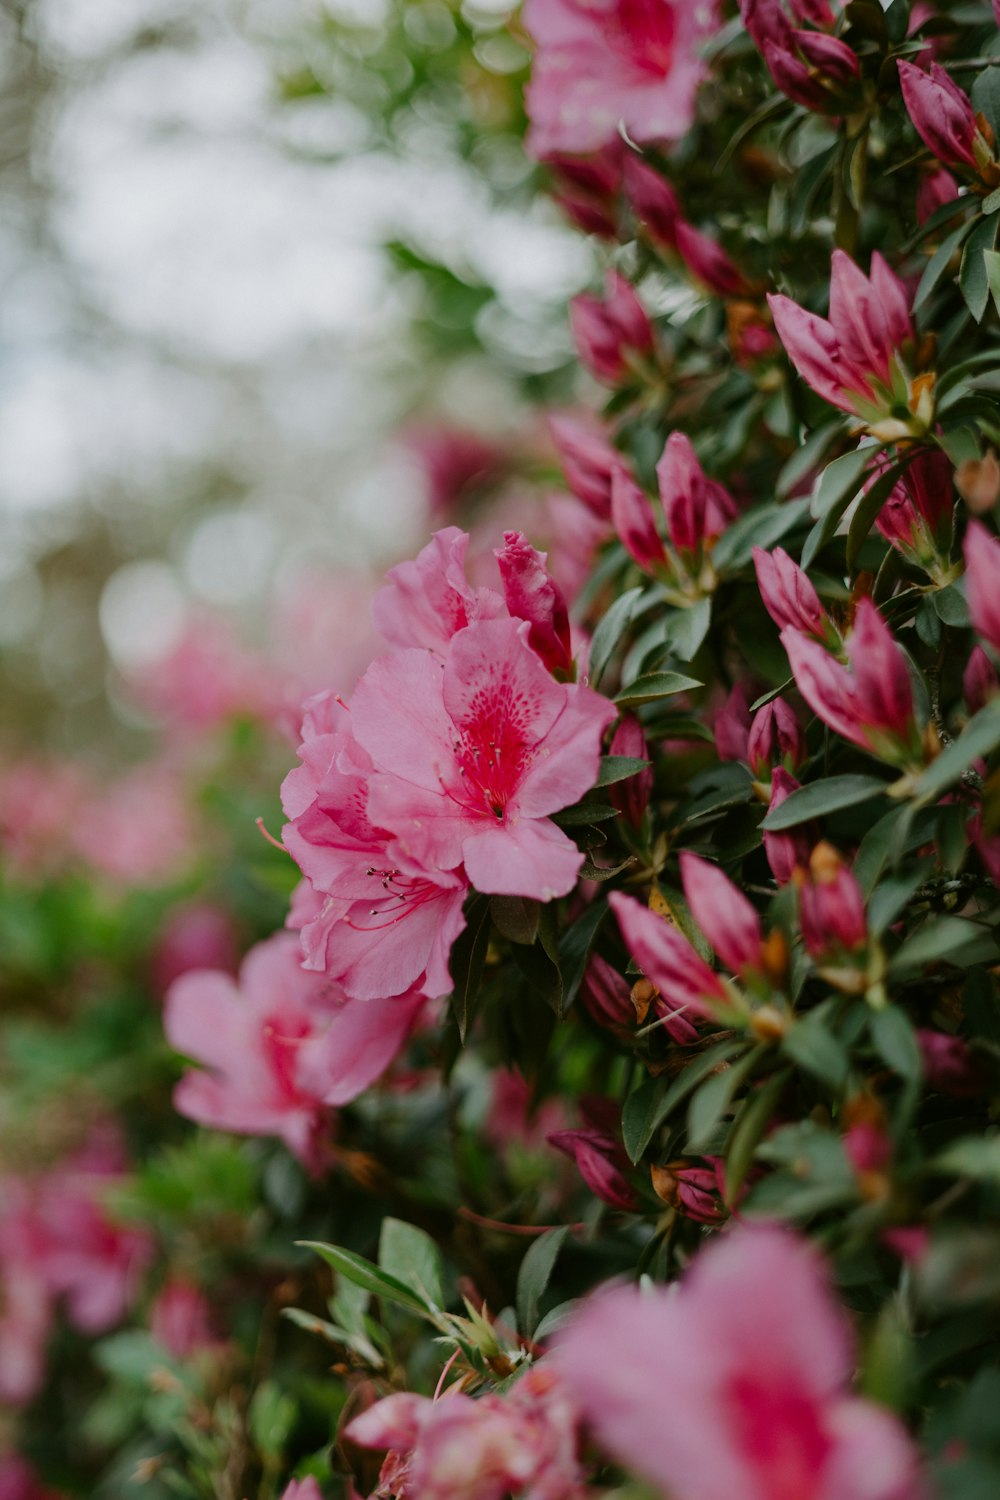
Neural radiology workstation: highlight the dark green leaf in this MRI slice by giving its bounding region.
[379,1218,444,1309]
[846,452,917,573]
[762,775,888,830]
[511,935,564,1017]
[516,1227,569,1339]
[449,896,492,1043]
[660,596,712,662]
[972,67,1000,139]
[909,698,1000,806]
[622,1076,667,1164]
[551,802,620,827]
[777,425,842,499]
[914,217,975,311]
[558,899,607,1012]
[725,1070,790,1203]
[299,1242,433,1317]
[960,213,1000,323]
[595,754,654,787]
[870,1007,922,1081]
[782,1012,849,1090]
[614,672,702,708]
[890,916,999,978]
[490,895,540,945]
[589,586,644,687]
[686,1047,762,1151]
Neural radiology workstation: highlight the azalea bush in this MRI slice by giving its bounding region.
[8,0,1000,1497]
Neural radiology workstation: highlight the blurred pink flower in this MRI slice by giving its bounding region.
[348,1365,584,1500]
[524,0,718,157]
[130,614,278,736]
[569,270,655,385]
[150,1278,220,1360]
[486,1069,569,1155]
[165,933,422,1171]
[675,221,749,296]
[608,714,653,826]
[555,1221,924,1500]
[0,1455,66,1500]
[150,902,239,996]
[963,521,1000,654]
[73,763,195,888]
[404,425,506,520]
[764,768,813,885]
[0,759,88,880]
[547,413,621,519]
[799,846,868,961]
[916,164,959,225]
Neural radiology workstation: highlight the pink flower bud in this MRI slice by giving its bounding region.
[769,251,920,428]
[651,1158,727,1224]
[579,952,635,1035]
[150,1279,218,1360]
[545,144,623,239]
[782,600,919,765]
[679,850,764,978]
[799,844,867,959]
[611,464,668,573]
[674,221,748,296]
[656,432,736,557]
[898,60,980,172]
[549,1121,636,1211]
[753,546,828,636]
[609,890,732,1023]
[872,448,953,569]
[495,530,574,676]
[570,271,655,385]
[747,697,807,779]
[548,412,620,518]
[844,1121,892,1175]
[764,768,813,886]
[964,521,1000,654]
[917,1029,983,1098]
[917,164,960,225]
[964,644,999,714]
[623,152,681,247]
[740,0,795,56]
[714,680,753,762]
[608,715,653,826]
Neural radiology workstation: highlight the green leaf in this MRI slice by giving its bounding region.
[762,774,888,831]
[622,1076,667,1164]
[853,804,936,897]
[512,936,564,1017]
[659,596,712,662]
[686,1047,762,1152]
[558,899,607,1014]
[782,1011,849,1090]
[908,698,1000,806]
[516,1227,569,1339]
[810,446,872,521]
[870,1007,922,1081]
[960,212,1000,323]
[550,802,621,827]
[614,672,702,708]
[777,426,842,499]
[932,1136,1000,1184]
[595,754,654,787]
[448,895,492,1043]
[725,1070,790,1203]
[867,865,929,935]
[711,496,811,570]
[972,66,1000,140]
[652,1039,746,1134]
[379,1218,444,1309]
[491,895,541,945]
[589,586,644,687]
[890,915,999,979]
[914,217,975,311]
[299,1242,434,1317]
[249,1381,296,1463]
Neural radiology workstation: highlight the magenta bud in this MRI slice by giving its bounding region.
[917,1029,983,1098]
[657,432,736,558]
[608,715,653,826]
[623,153,681,248]
[898,59,980,172]
[548,413,620,519]
[964,522,1000,655]
[570,271,655,385]
[747,697,807,780]
[679,850,764,978]
[753,545,828,637]
[964,645,999,714]
[611,465,667,573]
[579,952,635,1035]
[549,1119,637,1211]
[764,768,813,886]
[495,530,574,676]
[674,221,748,297]
[799,845,867,959]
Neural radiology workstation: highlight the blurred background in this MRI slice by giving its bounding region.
[0,0,594,757]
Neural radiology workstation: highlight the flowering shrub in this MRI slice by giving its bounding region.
[9,2,1000,1497]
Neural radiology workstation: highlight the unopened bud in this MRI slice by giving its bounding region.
[750,1003,788,1042]
[956,450,1000,513]
[631,978,657,1025]
[759,929,790,991]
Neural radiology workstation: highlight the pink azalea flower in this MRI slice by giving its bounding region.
[494,531,574,676]
[781,599,921,766]
[963,521,1000,654]
[555,1222,924,1500]
[33,1123,154,1336]
[523,0,719,157]
[165,933,422,1171]
[651,1157,728,1224]
[611,463,668,573]
[0,758,88,880]
[129,613,279,737]
[150,902,239,996]
[350,618,616,901]
[768,252,931,438]
[570,270,655,385]
[347,1364,585,1500]
[403,425,506,520]
[282,693,469,1000]
[373,528,505,657]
